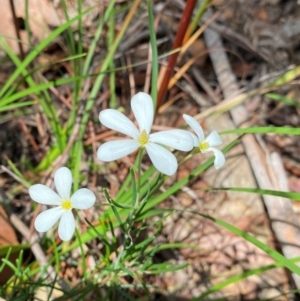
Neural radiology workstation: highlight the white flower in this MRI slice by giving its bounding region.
[29,167,96,241]
[183,114,225,169]
[97,92,194,176]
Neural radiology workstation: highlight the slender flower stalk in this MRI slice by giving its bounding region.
[29,167,96,241]
[183,114,225,169]
[97,92,194,176]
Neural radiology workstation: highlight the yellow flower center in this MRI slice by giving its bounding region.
[138,130,149,146]
[61,200,72,210]
[199,141,209,152]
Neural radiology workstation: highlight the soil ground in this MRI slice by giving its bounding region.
[1,0,300,300]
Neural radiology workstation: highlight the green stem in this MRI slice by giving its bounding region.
[113,245,124,270]
[136,148,145,202]
[188,0,211,36]
[147,0,158,107]
[178,148,199,166]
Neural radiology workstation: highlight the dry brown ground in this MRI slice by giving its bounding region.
[1,0,300,300]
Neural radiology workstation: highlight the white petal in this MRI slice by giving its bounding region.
[205,130,222,147]
[209,147,225,169]
[99,109,139,139]
[150,129,194,151]
[71,188,96,209]
[97,139,139,161]
[34,207,64,232]
[145,143,178,176]
[183,114,204,142]
[131,92,154,134]
[190,133,200,147]
[29,184,61,205]
[58,211,75,241]
[54,167,72,199]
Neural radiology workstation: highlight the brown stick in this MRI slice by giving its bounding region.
[156,0,197,110]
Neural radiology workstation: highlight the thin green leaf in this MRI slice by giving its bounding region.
[193,256,300,300]
[0,75,85,108]
[0,101,36,112]
[118,263,135,278]
[221,126,300,136]
[110,198,134,210]
[130,168,137,208]
[0,244,30,257]
[189,0,211,35]
[104,189,126,233]
[147,0,158,107]
[266,93,300,107]
[146,263,189,274]
[271,65,300,86]
[108,9,117,108]
[198,213,300,275]
[0,8,92,98]
[7,159,31,188]
[214,187,300,201]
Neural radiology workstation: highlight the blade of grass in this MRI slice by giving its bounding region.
[147,0,158,107]
[65,0,116,136]
[1,75,86,107]
[183,0,211,42]
[7,159,31,188]
[0,7,92,99]
[24,0,32,49]
[0,109,33,123]
[221,126,300,135]
[108,8,117,108]
[196,213,300,275]
[271,65,300,86]
[40,88,65,151]
[0,37,36,89]
[71,141,83,191]
[193,256,300,300]
[212,187,300,201]
[60,0,84,111]
[82,1,116,77]
[0,244,30,257]
[0,100,36,112]
[266,93,300,107]
[0,15,93,150]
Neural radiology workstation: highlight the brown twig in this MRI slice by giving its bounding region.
[192,68,220,104]
[84,129,115,146]
[156,0,198,110]
[126,55,136,98]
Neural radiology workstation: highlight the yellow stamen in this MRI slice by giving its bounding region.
[61,200,72,210]
[138,130,149,146]
[199,141,209,152]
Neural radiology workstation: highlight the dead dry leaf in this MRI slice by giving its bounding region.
[0,205,19,284]
[0,0,101,55]
[0,205,18,246]
[0,0,60,54]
